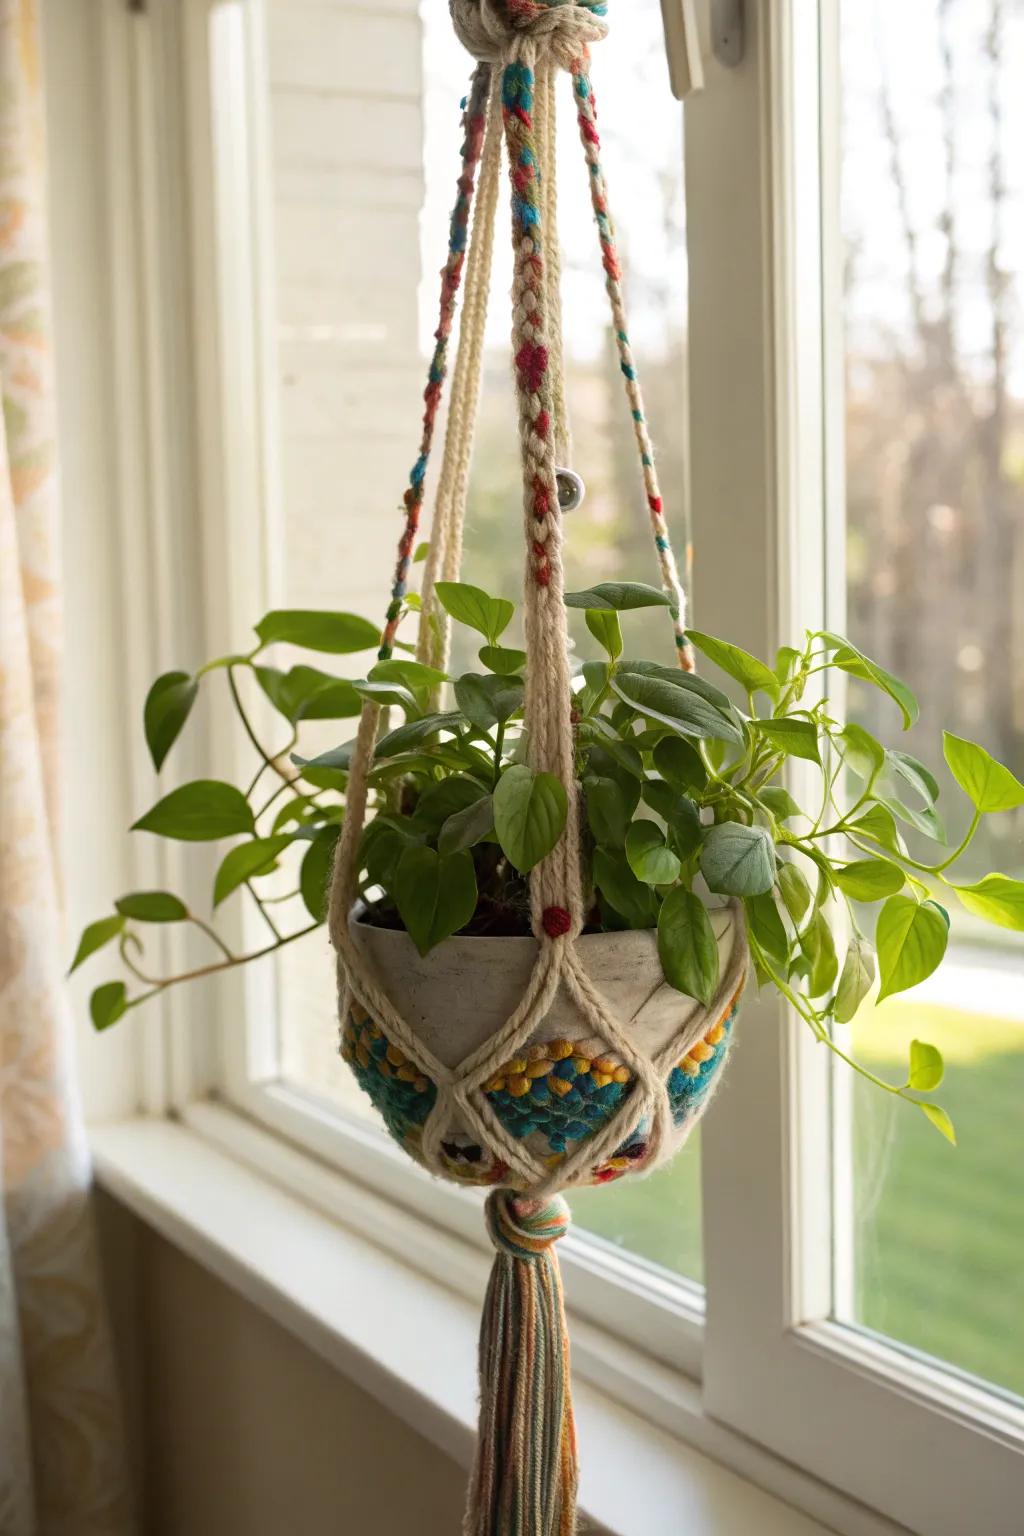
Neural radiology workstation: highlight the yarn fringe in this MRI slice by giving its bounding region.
[465,1192,578,1536]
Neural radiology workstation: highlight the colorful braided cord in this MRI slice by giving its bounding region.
[501,57,562,590]
[571,57,694,668]
[378,64,492,660]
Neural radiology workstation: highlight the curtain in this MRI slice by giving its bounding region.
[0,2,131,1531]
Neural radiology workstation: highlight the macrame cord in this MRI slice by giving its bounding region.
[326,7,748,1532]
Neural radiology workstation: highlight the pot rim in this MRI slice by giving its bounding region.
[348,898,740,953]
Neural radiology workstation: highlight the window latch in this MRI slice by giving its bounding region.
[660,0,704,100]
[711,0,745,68]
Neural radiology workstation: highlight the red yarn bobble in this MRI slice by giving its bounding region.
[542,906,573,939]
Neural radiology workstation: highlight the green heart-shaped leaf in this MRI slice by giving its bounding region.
[115,892,189,923]
[255,610,380,653]
[953,873,1024,930]
[493,765,568,874]
[91,981,129,1032]
[686,631,779,700]
[778,861,812,922]
[392,845,478,955]
[132,782,255,842]
[833,859,905,903]
[454,672,524,730]
[908,1038,944,1092]
[611,664,744,746]
[835,932,875,1023]
[214,837,294,907]
[300,827,340,923]
[70,915,125,974]
[144,672,199,771]
[943,733,1024,813]
[754,718,821,764]
[875,896,948,1003]
[585,608,623,660]
[657,886,720,1004]
[593,848,658,930]
[918,1102,956,1145]
[435,582,514,642]
[653,736,707,795]
[564,582,672,611]
[438,795,496,856]
[625,820,682,886]
[743,891,789,972]
[700,823,777,898]
[479,645,527,676]
[585,776,631,849]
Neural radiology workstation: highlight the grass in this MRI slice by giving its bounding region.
[570,997,1024,1400]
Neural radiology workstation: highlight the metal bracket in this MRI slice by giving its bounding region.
[711,0,745,68]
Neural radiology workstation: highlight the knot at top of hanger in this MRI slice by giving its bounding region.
[449,0,609,70]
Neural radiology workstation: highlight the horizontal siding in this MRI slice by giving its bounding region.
[271,94,423,176]
[266,2,426,615]
[267,6,421,99]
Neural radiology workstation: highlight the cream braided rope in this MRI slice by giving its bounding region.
[329,4,747,1197]
[419,71,505,681]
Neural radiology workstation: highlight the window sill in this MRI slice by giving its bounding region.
[90,1112,892,1536]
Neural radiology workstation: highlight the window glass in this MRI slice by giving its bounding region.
[264,1,698,1280]
[835,0,1024,1398]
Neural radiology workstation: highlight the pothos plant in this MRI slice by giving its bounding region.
[72,576,1024,1144]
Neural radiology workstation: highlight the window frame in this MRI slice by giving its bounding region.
[168,0,709,1379]
[99,1,1024,1531]
[690,5,1024,1533]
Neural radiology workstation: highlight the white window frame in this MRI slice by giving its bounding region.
[91,1,1024,1531]
[690,6,1024,1534]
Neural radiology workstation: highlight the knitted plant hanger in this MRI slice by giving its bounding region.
[327,5,750,1530]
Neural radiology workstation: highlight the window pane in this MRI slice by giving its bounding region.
[835,0,1024,1399]
[262,2,698,1282]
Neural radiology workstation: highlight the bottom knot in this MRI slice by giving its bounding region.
[485,1191,571,1259]
[542,905,573,938]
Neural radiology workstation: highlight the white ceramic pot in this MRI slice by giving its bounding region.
[339,903,748,1192]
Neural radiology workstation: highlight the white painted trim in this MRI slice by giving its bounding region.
[92,0,221,1115]
[92,1112,909,1536]
[688,5,1024,1532]
[211,1077,707,1378]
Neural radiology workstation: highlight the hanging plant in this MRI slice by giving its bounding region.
[77,580,1023,1144]
[73,4,1024,1532]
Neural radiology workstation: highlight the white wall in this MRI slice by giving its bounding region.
[96,1193,466,1535]
[133,1216,465,1535]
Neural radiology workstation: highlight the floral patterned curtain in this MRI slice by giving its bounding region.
[0,2,131,1531]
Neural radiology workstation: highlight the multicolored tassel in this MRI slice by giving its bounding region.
[465,1192,577,1536]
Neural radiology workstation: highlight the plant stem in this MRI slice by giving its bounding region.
[187,912,235,961]
[255,772,315,824]
[749,934,909,1099]
[228,665,292,786]
[931,807,981,874]
[492,722,505,788]
[119,937,159,987]
[125,922,321,998]
[247,881,283,943]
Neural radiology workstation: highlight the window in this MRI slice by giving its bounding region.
[119,1,1024,1529]
[235,0,703,1288]
[694,6,1024,1532]
[836,0,1024,1403]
